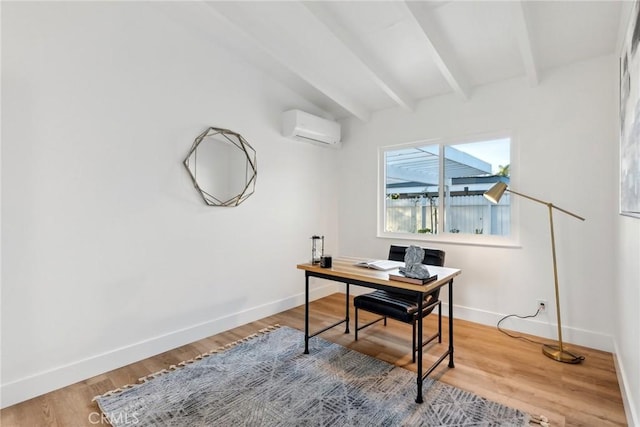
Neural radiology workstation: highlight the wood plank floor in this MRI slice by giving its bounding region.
[1,293,627,426]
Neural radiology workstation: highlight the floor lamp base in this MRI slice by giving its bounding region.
[542,344,584,364]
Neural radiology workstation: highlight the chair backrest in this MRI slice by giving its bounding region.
[388,245,445,266]
[388,245,446,304]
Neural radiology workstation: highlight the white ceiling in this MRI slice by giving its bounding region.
[156,1,623,122]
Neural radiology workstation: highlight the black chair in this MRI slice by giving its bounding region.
[353,245,446,362]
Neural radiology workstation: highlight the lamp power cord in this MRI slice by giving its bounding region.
[496,308,547,346]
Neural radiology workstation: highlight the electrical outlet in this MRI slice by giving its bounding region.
[537,299,547,311]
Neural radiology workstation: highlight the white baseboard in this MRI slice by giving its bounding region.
[0,283,339,409]
[612,340,639,427]
[447,302,614,352]
[345,288,614,352]
[1,285,619,410]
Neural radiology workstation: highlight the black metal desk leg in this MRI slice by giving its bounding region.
[448,279,454,368]
[416,292,424,404]
[304,274,310,354]
[345,283,350,333]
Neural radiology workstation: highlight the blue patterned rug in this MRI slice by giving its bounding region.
[94,325,531,426]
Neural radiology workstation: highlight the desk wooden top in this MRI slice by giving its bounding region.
[297,256,461,293]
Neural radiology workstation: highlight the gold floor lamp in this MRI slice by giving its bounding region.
[483,182,585,364]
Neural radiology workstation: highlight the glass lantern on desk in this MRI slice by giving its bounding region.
[310,235,324,265]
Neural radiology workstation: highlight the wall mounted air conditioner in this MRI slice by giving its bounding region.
[282,109,341,146]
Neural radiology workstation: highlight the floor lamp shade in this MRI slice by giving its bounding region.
[483,182,585,364]
[483,182,508,204]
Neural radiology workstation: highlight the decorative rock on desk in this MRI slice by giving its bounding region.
[399,245,431,279]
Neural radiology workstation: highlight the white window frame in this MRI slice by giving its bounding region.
[377,131,521,248]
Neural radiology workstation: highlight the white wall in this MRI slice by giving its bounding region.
[338,54,640,422]
[614,215,640,426]
[614,6,640,423]
[339,57,618,350]
[1,2,339,407]
[3,3,638,422]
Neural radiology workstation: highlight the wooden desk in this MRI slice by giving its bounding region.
[297,257,461,404]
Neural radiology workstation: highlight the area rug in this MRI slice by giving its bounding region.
[94,325,531,426]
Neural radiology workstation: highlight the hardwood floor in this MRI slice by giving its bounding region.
[1,293,627,426]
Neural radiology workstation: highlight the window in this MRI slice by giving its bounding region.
[380,136,512,241]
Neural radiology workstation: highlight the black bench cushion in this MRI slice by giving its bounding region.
[354,290,437,323]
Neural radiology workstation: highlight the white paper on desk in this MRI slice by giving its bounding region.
[354,260,403,271]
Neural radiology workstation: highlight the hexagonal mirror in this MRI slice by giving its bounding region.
[183,127,257,206]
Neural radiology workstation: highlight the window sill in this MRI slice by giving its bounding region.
[377,231,522,249]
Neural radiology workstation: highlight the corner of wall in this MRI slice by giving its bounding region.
[612,339,639,427]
